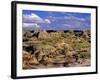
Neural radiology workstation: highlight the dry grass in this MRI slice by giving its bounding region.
[22,30,91,69]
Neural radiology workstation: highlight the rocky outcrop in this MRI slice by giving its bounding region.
[38,30,50,39]
[22,30,91,69]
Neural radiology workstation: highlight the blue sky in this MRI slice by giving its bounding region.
[22,10,91,30]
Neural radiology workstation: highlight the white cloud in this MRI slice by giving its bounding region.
[23,23,40,28]
[63,24,72,27]
[44,19,51,24]
[23,13,52,24]
[23,13,44,23]
[64,15,86,21]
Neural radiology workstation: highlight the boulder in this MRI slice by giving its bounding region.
[38,30,50,39]
[23,31,33,38]
[23,43,41,54]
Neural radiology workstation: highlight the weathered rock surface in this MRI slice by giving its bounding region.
[38,30,50,39]
[22,30,91,69]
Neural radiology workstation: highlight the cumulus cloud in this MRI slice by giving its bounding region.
[44,19,51,24]
[22,10,90,30]
[23,23,40,28]
[23,13,52,25]
[23,13,44,23]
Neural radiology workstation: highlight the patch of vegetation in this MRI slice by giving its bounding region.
[22,30,91,69]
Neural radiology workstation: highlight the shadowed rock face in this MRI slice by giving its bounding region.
[23,43,41,54]
[22,30,91,69]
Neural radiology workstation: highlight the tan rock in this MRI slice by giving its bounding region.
[38,30,50,39]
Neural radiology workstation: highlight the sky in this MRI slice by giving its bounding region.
[22,10,91,30]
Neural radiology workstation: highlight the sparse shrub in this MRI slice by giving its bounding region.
[23,30,91,69]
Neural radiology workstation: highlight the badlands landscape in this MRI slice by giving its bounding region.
[22,30,91,69]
